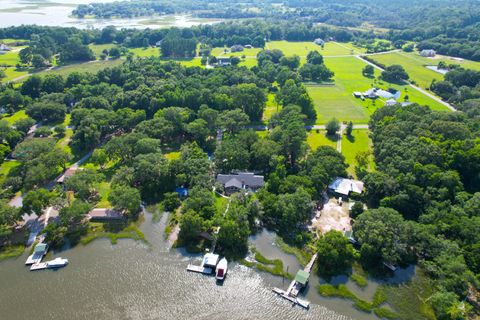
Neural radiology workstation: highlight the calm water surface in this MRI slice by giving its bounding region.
[0,0,221,29]
[0,210,381,320]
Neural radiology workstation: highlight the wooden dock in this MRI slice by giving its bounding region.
[272,253,318,309]
[30,263,48,271]
[186,264,213,274]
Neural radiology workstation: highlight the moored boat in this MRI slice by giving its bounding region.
[46,257,69,268]
[215,257,228,281]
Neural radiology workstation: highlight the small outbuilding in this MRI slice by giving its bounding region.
[295,269,310,287]
[0,43,12,52]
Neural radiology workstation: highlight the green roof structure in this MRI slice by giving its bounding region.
[295,270,310,286]
[34,243,48,253]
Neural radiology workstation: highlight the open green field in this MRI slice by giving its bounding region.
[266,41,364,57]
[0,160,21,185]
[88,44,116,59]
[307,130,337,150]
[341,129,374,176]
[47,59,124,76]
[130,47,161,58]
[2,110,28,125]
[1,67,28,82]
[371,51,480,89]
[0,50,21,66]
[308,57,450,124]
[262,93,281,122]
[211,47,262,58]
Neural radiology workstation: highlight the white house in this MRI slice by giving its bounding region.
[328,177,364,196]
[420,49,436,57]
[0,43,12,52]
[314,38,325,46]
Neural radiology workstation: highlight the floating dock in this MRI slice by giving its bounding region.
[186,264,213,274]
[30,262,48,271]
[272,253,317,309]
[25,252,44,265]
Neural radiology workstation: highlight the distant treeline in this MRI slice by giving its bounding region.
[0,21,361,61]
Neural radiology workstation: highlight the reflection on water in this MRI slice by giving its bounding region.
[0,211,376,320]
[0,0,222,29]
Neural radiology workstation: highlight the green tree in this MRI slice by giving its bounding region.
[316,230,355,277]
[326,118,340,136]
[346,121,353,136]
[22,189,53,216]
[108,185,141,218]
[381,65,409,83]
[178,209,204,245]
[353,207,412,266]
[362,65,375,77]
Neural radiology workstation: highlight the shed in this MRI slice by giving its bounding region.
[295,269,310,286]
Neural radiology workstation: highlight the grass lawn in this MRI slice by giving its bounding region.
[88,44,116,59]
[130,47,161,58]
[0,48,24,66]
[0,160,21,185]
[371,51,480,89]
[47,59,124,76]
[1,67,28,83]
[309,56,451,124]
[211,47,261,58]
[165,151,181,161]
[307,130,337,150]
[262,93,281,122]
[96,181,112,208]
[266,41,363,57]
[341,129,374,176]
[214,192,229,215]
[2,110,28,125]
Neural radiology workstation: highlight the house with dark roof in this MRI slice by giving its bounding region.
[86,208,125,221]
[230,45,244,52]
[217,172,265,195]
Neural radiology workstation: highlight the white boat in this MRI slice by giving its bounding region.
[46,258,69,268]
[215,258,228,281]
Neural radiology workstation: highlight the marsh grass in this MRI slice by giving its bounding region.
[0,245,24,261]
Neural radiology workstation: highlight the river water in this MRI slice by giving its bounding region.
[0,0,222,29]
[0,210,383,320]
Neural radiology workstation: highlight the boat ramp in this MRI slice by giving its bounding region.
[272,253,318,309]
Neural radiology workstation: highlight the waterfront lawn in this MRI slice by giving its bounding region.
[307,130,337,150]
[81,221,146,245]
[95,181,112,208]
[341,129,374,176]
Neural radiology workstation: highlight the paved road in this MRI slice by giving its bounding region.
[355,55,456,111]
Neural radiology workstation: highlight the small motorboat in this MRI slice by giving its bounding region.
[215,258,228,281]
[46,258,69,269]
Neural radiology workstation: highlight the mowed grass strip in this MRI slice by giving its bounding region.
[1,67,28,82]
[341,129,374,176]
[129,47,161,58]
[309,56,451,124]
[371,51,480,89]
[307,130,337,150]
[266,41,359,56]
